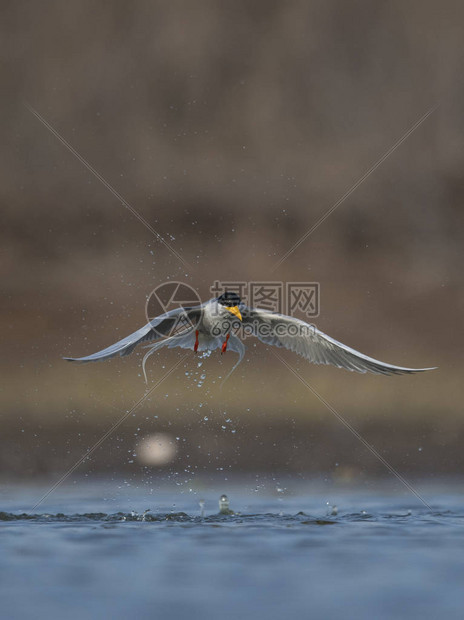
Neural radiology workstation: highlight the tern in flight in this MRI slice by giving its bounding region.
[64,292,436,381]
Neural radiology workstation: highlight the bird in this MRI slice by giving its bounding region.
[64,291,436,381]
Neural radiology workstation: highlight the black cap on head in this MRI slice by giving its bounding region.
[218,292,241,307]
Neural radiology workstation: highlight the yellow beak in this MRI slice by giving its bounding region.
[226,305,242,321]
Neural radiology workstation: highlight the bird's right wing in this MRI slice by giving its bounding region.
[63,306,203,363]
[242,307,436,375]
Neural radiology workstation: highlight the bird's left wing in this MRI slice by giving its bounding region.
[242,307,436,375]
[64,306,203,363]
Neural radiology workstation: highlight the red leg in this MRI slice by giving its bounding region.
[221,333,230,354]
[194,330,199,353]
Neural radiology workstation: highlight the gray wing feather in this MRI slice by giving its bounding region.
[243,308,436,376]
[64,306,202,363]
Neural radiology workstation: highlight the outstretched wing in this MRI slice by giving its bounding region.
[242,307,436,376]
[64,306,203,363]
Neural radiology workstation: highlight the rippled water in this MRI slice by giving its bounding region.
[1,479,463,619]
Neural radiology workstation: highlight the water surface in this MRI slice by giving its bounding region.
[1,479,463,619]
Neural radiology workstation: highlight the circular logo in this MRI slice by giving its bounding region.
[145,281,202,339]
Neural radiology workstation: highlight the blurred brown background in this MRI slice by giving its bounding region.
[1,0,463,481]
